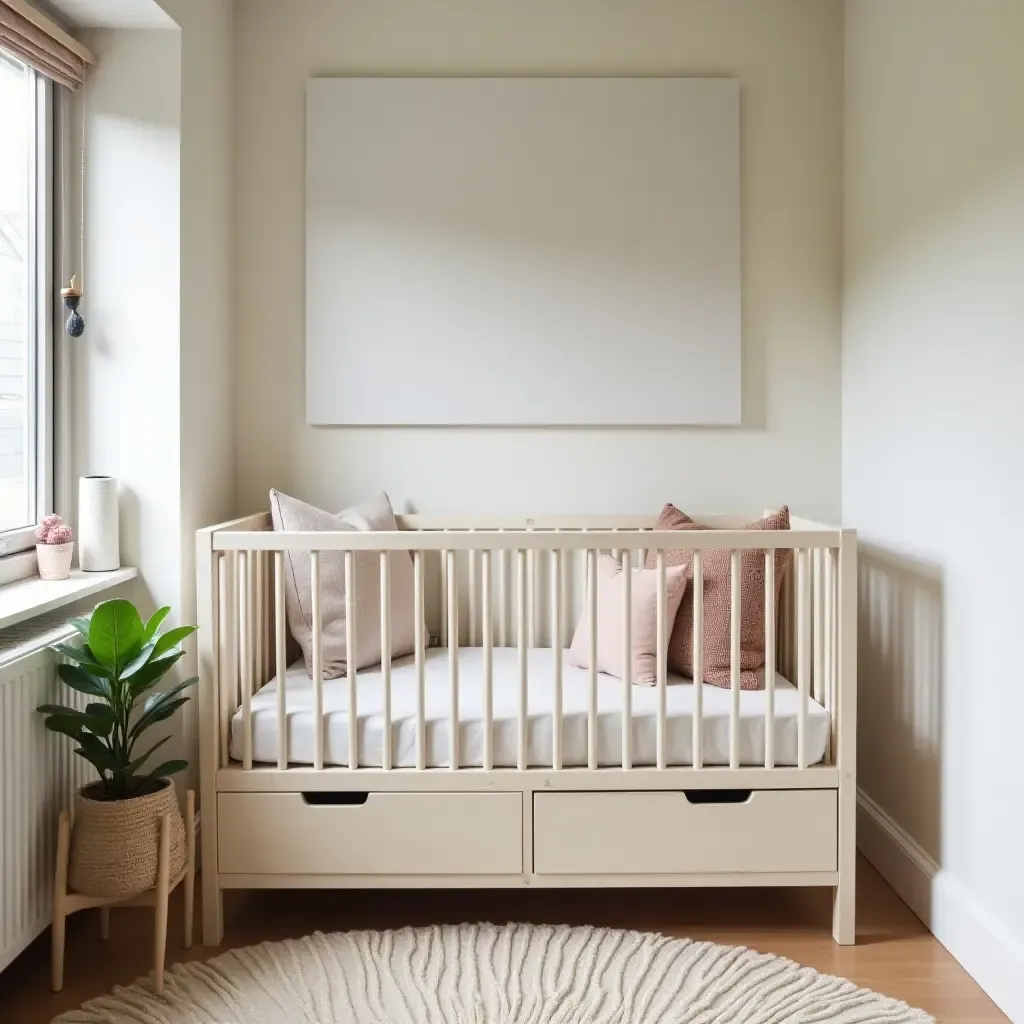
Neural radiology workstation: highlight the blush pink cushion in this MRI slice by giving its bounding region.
[645,505,792,690]
[567,554,687,685]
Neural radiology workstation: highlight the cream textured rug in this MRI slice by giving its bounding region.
[54,923,934,1023]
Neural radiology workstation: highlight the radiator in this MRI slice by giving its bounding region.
[0,621,94,974]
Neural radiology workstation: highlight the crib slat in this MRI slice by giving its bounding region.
[275,551,287,770]
[311,551,324,771]
[226,552,239,758]
[798,548,809,769]
[447,548,459,770]
[729,550,741,769]
[215,553,227,767]
[764,549,776,770]
[692,551,704,769]
[779,568,791,680]
[828,546,838,762]
[266,551,273,688]
[413,551,426,770]
[469,532,478,647]
[240,552,252,770]
[813,548,823,704]
[587,548,598,771]
[552,548,563,770]
[656,550,667,770]
[482,549,493,770]
[579,529,589,649]
[561,538,572,647]
[345,550,357,770]
[621,548,632,770]
[380,551,392,771]
[517,548,528,771]
[254,551,263,690]
[823,545,833,763]
[498,534,508,647]
[527,534,537,647]
[440,547,448,647]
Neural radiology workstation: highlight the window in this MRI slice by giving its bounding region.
[0,50,52,556]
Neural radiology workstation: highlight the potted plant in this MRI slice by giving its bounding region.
[36,514,74,580]
[37,599,198,899]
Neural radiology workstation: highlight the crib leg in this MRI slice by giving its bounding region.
[832,875,856,945]
[99,906,110,940]
[202,868,223,946]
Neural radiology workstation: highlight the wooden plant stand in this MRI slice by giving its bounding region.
[51,790,196,993]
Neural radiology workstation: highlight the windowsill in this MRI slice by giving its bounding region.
[0,567,138,632]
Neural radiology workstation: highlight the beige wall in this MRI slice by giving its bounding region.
[844,2,1024,1018]
[233,0,843,521]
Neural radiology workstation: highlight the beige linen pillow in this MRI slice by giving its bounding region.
[645,505,791,689]
[567,554,687,685]
[269,490,416,678]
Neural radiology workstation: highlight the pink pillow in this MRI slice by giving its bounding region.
[567,554,687,685]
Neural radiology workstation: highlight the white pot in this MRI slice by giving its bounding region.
[37,542,74,581]
[79,476,120,571]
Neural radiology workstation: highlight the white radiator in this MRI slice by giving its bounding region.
[0,621,94,973]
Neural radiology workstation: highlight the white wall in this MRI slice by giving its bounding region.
[154,0,235,792]
[233,0,843,520]
[73,1,234,790]
[843,2,1024,1019]
[73,26,182,626]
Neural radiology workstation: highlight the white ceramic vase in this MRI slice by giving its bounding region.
[78,476,120,572]
[37,542,74,581]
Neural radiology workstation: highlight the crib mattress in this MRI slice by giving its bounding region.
[229,647,829,768]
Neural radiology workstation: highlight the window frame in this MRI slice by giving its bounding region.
[0,61,55,580]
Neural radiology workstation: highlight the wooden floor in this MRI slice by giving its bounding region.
[0,856,1006,1022]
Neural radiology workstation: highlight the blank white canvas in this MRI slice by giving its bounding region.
[306,77,741,425]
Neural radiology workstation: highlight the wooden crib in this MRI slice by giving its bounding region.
[195,512,857,946]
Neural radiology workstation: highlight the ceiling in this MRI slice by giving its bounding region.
[36,0,175,29]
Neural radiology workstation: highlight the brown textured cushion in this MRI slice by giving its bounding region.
[646,505,791,689]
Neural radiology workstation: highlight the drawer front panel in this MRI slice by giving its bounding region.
[534,790,836,875]
[219,792,522,875]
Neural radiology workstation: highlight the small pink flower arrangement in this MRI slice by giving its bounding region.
[36,513,73,546]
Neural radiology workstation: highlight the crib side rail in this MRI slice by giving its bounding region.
[199,521,854,780]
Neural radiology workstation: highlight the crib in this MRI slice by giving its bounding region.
[195,511,857,946]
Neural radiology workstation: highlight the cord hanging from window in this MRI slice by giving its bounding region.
[60,88,85,338]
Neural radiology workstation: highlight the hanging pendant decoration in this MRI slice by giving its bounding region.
[62,275,84,337]
[61,89,87,338]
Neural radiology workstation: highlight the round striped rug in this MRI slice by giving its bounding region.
[55,922,933,1023]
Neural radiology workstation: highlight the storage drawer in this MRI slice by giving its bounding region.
[533,790,836,875]
[219,792,522,875]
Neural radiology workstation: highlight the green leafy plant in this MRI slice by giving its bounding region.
[37,599,198,800]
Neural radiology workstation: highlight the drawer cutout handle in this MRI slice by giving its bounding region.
[683,789,752,805]
[301,792,369,806]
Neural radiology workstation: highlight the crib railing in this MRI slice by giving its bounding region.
[196,514,855,777]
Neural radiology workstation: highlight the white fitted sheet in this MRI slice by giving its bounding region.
[230,648,829,768]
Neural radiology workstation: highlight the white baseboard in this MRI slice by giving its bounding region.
[858,789,1024,1023]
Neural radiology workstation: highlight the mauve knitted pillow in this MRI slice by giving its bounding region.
[646,505,791,690]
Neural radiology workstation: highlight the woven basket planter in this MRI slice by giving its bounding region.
[68,780,186,898]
